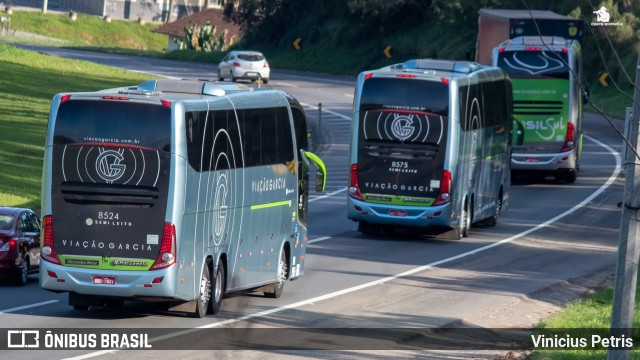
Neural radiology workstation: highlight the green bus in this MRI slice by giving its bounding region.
[493,35,586,183]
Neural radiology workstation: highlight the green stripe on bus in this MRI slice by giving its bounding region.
[251,200,291,210]
[58,255,153,270]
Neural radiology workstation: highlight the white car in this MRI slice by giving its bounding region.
[217,51,270,84]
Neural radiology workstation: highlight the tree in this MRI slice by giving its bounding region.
[216,0,283,30]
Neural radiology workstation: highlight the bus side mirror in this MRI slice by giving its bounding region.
[300,150,327,192]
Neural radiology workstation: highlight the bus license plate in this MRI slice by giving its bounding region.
[389,209,407,217]
[93,276,116,285]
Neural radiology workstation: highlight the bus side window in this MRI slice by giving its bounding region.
[240,109,262,167]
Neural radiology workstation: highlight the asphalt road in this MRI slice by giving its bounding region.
[1,45,627,359]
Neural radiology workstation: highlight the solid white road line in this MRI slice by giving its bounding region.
[301,102,351,121]
[308,236,332,244]
[0,300,59,314]
[64,135,620,360]
[309,187,347,202]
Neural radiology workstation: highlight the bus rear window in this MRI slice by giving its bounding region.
[360,78,449,116]
[497,50,569,79]
[53,100,171,151]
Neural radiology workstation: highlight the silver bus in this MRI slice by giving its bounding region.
[40,80,326,317]
[347,59,512,239]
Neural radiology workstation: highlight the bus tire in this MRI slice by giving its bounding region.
[358,221,380,235]
[209,261,225,314]
[485,188,503,227]
[557,170,577,184]
[461,200,471,238]
[69,293,92,311]
[192,262,212,318]
[266,249,287,299]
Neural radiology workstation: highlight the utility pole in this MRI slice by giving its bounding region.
[166,0,174,23]
[608,53,640,360]
[42,0,48,14]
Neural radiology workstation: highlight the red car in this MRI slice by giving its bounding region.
[0,207,41,285]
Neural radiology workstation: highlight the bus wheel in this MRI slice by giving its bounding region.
[485,190,502,227]
[266,250,287,299]
[209,261,225,314]
[358,221,380,235]
[69,293,92,311]
[557,170,577,184]
[461,200,471,238]
[192,263,212,318]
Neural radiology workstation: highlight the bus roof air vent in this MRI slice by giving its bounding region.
[510,36,567,46]
[137,80,158,93]
[402,59,483,74]
[126,80,254,97]
[203,82,253,96]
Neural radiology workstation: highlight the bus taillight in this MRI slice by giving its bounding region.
[151,222,177,270]
[433,170,451,206]
[349,164,364,201]
[41,215,61,265]
[561,123,575,152]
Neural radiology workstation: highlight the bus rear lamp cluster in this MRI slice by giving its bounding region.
[349,164,363,201]
[42,215,61,265]
[150,222,177,270]
[433,170,452,206]
[560,123,575,152]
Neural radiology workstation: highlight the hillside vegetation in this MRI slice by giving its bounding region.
[227,0,639,120]
[2,1,638,119]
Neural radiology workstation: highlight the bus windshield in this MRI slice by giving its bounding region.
[497,50,569,79]
[357,78,449,202]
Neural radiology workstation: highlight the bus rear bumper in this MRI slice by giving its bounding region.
[40,261,180,300]
[511,150,576,171]
[347,197,451,229]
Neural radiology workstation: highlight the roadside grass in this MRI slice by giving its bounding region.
[529,283,640,359]
[2,9,166,51]
[0,43,152,208]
